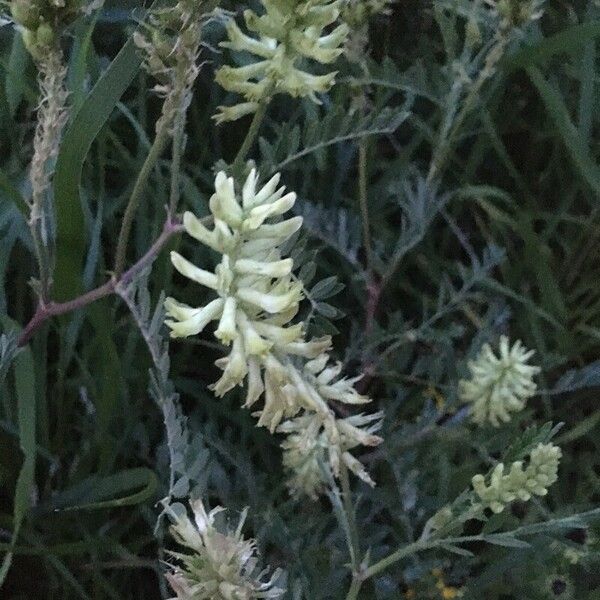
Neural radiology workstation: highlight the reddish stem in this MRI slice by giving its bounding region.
[358,276,382,394]
[365,277,381,337]
[18,219,183,347]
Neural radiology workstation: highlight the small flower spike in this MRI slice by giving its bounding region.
[167,500,285,599]
[133,1,207,126]
[214,0,349,122]
[459,336,541,427]
[9,0,91,59]
[472,443,561,514]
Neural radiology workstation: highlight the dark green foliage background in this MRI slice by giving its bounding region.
[0,1,599,598]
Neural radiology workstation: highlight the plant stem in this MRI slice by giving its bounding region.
[347,506,600,588]
[340,462,361,573]
[364,539,438,580]
[114,124,172,278]
[345,576,363,600]
[358,140,372,275]
[426,34,509,186]
[169,107,186,215]
[19,219,184,347]
[232,100,269,175]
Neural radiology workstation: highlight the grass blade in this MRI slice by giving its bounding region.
[53,37,144,301]
[527,65,600,200]
[0,318,36,588]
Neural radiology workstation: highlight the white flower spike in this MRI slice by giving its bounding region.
[166,169,384,498]
[459,336,541,427]
[214,0,349,122]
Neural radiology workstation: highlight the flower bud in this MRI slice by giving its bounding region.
[36,22,55,46]
[11,0,41,29]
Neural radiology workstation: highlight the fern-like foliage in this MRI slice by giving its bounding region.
[551,361,600,395]
[116,272,210,520]
[260,105,411,174]
[503,422,563,464]
[428,244,505,324]
[343,57,441,105]
[384,175,449,268]
[298,201,363,268]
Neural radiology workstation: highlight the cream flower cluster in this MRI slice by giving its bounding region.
[167,500,284,599]
[165,169,383,497]
[214,0,349,123]
[459,336,540,427]
[280,409,383,499]
[472,443,561,514]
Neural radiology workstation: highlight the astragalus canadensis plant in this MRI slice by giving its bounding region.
[1,0,599,598]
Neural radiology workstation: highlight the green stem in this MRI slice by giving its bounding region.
[427,34,509,186]
[114,123,172,277]
[232,100,269,175]
[358,140,372,274]
[340,462,361,572]
[364,539,438,580]
[169,107,186,215]
[345,576,363,600]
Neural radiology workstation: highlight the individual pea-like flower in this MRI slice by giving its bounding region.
[279,409,383,499]
[213,0,349,122]
[166,500,285,599]
[471,443,561,514]
[459,336,541,427]
[166,169,384,496]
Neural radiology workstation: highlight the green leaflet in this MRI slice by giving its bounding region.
[6,33,31,116]
[38,468,158,512]
[0,168,28,218]
[0,318,36,588]
[526,65,600,200]
[508,22,600,69]
[53,37,144,301]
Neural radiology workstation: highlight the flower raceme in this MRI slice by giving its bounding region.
[133,1,204,101]
[459,336,540,427]
[472,443,561,514]
[166,169,306,398]
[167,500,284,599]
[165,169,383,497]
[214,0,349,122]
[280,409,383,499]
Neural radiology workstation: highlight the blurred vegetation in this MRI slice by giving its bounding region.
[0,0,599,598]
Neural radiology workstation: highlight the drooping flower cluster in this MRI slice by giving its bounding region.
[133,0,206,131]
[214,0,349,123]
[459,336,540,427]
[165,169,383,497]
[167,500,284,599]
[472,443,561,514]
[280,409,383,499]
